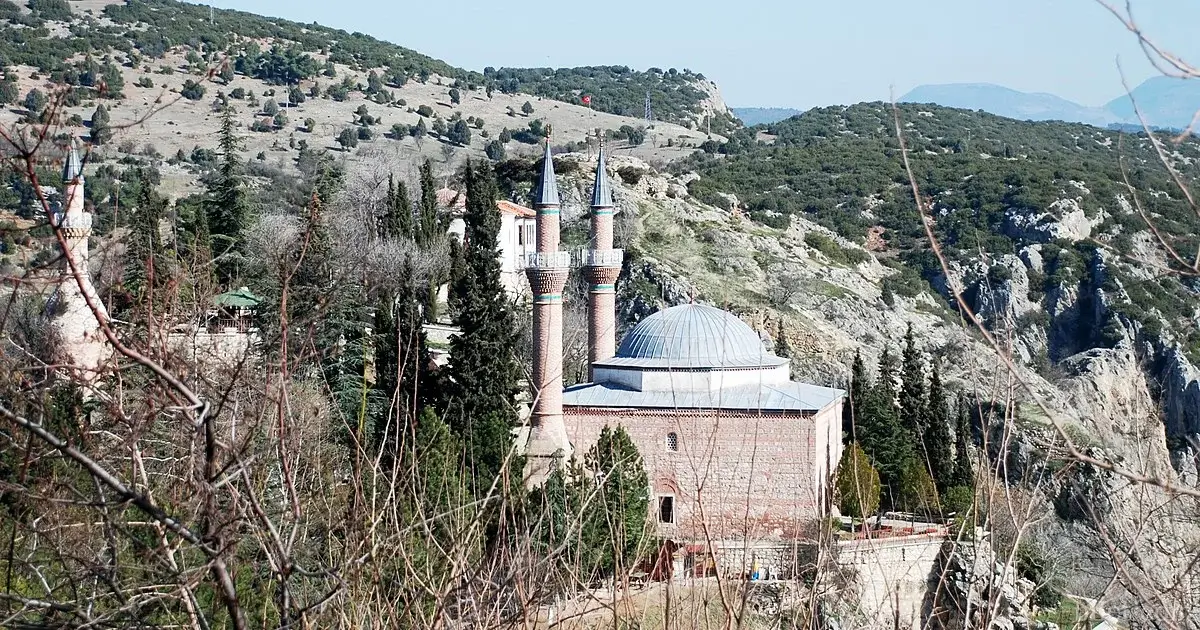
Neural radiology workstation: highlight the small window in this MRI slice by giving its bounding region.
[658,496,675,524]
[517,225,525,246]
[666,432,679,452]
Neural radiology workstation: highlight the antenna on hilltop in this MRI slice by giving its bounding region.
[209,5,214,23]
[644,91,653,128]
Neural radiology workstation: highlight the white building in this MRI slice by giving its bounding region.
[439,188,538,297]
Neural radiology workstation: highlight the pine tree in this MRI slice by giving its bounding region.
[445,160,521,489]
[206,106,248,284]
[844,349,870,437]
[922,360,954,492]
[899,323,926,437]
[578,425,650,579]
[380,174,413,240]
[951,394,975,489]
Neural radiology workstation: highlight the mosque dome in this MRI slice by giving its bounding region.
[599,304,787,369]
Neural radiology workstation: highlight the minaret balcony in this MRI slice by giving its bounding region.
[581,248,624,268]
[523,251,572,270]
[51,212,92,231]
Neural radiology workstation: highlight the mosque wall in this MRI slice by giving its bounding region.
[564,406,836,542]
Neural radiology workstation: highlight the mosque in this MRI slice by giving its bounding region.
[522,142,845,565]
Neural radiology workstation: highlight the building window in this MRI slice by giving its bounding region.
[658,495,675,524]
[666,432,679,452]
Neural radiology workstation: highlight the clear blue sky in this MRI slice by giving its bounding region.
[200,0,1200,109]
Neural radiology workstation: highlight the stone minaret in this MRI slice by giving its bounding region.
[584,144,623,379]
[50,138,109,374]
[524,142,572,485]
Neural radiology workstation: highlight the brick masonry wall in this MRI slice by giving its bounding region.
[565,402,844,542]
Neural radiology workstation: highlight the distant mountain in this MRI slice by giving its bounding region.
[1104,75,1200,130]
[731,107,804,126]
[899,83,1117,127]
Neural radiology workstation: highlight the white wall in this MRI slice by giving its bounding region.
[593,364,790,392]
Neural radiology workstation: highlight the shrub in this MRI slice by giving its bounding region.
[448,87,460,104]
[180,79,206,100]
[137,76,154,88]
[337,127,358,150]
[28,0,71,21]
[416,104,433,117]
[521,100,534,115]
[357,126,373,141]
[805,231,869,265]
[484,139,505,161]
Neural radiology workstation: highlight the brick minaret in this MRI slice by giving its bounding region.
[50,138,109,374]
[583,144,623,380]
[524,142,572,485]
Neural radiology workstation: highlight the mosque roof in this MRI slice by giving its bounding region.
[593,304,788,370]
[562,381,843,413]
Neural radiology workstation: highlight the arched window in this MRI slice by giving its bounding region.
[666,432,679,452]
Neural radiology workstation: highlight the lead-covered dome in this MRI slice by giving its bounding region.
[597,304,787,369]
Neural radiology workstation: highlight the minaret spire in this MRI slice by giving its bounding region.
[583,139,623,379]
[524,139,572,486]
[49,136,109,377]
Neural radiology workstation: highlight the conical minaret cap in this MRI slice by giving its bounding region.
[534,141,560,207]
[62,137,83,183]
[590,144,613,208]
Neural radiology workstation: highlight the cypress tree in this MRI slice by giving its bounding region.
[899,323,926,437]
[951,394,975,489]
[122,170,167,313]
[859,346,913,503]
[835,442,881,518]
[922,360,954,492]
[90,104,111,145]
[380,174,413,240]
[844,349,870,437]
[445,160,521,489]
[206,106,249,284]
[773,319,791,358]
[416,160,439,246]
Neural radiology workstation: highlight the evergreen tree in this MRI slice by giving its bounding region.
[951,394,975,489]
[897,458,939,514]
[205,106,248,284]
[899,323,926,436]
[835,442,881,518]
[90,104,111,145]
[844,349,869,437]
[447,119,471,146]
[122,170,167,313]
[373,258,439,459]
[380,174,413,240]
[445,160,521,489]
[0,71,17,105]
[577,425,650,579]
[922,360,954,492]
[859,346,913,502]
[416,160,439,245]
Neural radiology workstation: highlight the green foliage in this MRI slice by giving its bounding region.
[489,66,726,127]
[447,119,471,146]
[835,443,881,518]
[28,0,71,20]
[380,175,412,240]
[1017,541,1064,608]
[90,104,111,145]
[922,360,954,492]
[416,104,433,117]
[897,458,939,514]
[899,324,925,437]
[448,87,460,104]
[941,485,975,520]
[179,79,205,100]
[205,107,248,283]
[484,139,505,161]
[520,100,534,115]
[951,394,975,488]
[336,127,358,150]
[580,425,650,577]
[445,161,521,489]
[22,88,46,113]
[804,231,869,265]
[857,347,914,497]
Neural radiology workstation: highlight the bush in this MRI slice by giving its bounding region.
[356,126,373,141]
[28,0,71,20]
[805,231,870,265]
[416,104,433,117]
[137,76,154,88]
[521,100,534,115]
[448,87,460,104]
[180,80,206,100]
[835,443,881,518]
[1016,541,1063,608]
[484,139,505,161]
[337,127,358,150]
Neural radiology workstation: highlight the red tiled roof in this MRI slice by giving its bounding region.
[437,188,534,218]
[496,200,535,218]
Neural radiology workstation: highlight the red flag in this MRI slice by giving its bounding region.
[582,95,592,105]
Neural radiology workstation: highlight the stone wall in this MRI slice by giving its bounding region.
[564,402,842,543]
[836,534,944,629]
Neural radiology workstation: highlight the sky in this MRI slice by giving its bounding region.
[200,0,1200,109]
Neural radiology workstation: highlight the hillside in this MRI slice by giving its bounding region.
[0,0,730,129]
